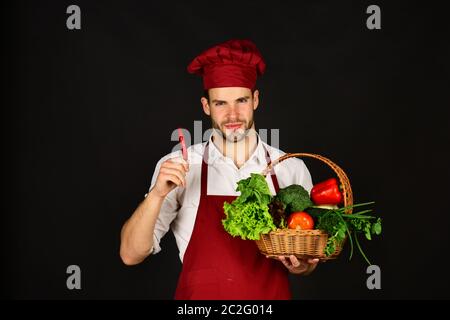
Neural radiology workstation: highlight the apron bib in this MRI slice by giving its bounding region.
[174,142,290,300]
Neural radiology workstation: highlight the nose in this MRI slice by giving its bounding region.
[227,104,239,121]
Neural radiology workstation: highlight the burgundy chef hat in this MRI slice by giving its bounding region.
[187,39,266,90]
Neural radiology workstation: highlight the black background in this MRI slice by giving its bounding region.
[1,0,449,299]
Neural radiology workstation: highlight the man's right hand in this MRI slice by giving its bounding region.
[151,158,189,199]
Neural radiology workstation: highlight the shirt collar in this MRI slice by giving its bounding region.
[207,132,267,166]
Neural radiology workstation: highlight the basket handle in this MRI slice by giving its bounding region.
[262,153,353,214]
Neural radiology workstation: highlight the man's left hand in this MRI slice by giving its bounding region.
[276,255,319,275]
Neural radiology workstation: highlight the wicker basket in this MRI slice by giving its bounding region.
[256,153,353,262]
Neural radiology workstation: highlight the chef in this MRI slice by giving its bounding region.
[120,39,319,299]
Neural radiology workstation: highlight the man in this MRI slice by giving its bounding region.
[120,39,319,299]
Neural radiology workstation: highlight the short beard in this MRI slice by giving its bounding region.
[212,118,254,143]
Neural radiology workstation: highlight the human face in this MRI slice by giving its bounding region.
[201,87,259,143]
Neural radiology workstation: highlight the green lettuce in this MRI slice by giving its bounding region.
[222,173,275,240]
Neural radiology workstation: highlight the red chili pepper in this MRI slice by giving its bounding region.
[311,178,343,205]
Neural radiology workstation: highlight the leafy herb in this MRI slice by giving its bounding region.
[316,202,381,265]
[268,199,288,228]
[275,184,314,213]
[317,210,348,256]
[222,173,275,240]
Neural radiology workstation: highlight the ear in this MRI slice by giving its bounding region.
[253,90,259,111]
[201,97,210,115]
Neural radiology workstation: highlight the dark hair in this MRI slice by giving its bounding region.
[203,89,256,102]
[203,90,209,101]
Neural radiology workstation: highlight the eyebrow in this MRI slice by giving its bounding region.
[211,99,227,104]
[211,96,250,104]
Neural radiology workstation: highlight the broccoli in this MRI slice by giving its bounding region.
[275,184,313,214]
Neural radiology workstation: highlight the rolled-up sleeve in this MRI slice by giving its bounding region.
[146,156,180,255]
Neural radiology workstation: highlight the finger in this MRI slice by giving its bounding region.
[164,160,189,173]
[161,165,187,179]
[161,173,183,187]
[169,162,189,174]
[160,167,186,185]
[279,256,292,268]
[169,157,189,171]
[304,259,319,275]
[160,168,186,187]
[309,263,318,272]
[289,255,301,268]
[162,173,183,186]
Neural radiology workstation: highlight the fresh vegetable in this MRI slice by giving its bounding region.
[222,173,276,240]
[311,178,343,205]
[268,199,288,228]
[234,173,272,205]
[222,171,381,266]
[315,202,381,265]
[305,204,338,218]
[287,212,314,230]
[275,184,313,213]
[315,204,339,210]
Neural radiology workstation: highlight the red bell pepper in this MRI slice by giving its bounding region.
[311,178,343,205]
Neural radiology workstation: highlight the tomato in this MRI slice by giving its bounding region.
[287,212,314,230]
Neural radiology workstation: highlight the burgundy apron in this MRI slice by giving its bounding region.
[174,142,291,300]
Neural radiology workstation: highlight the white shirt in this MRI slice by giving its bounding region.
[147,135,313,262]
